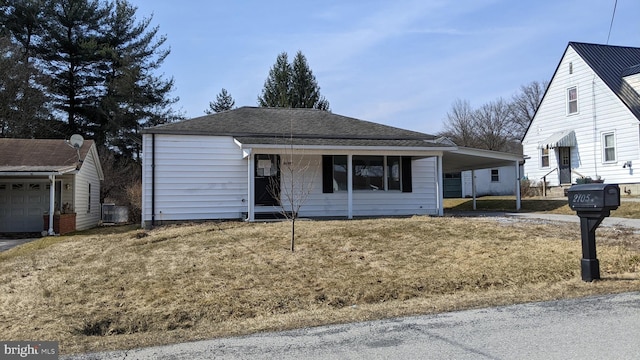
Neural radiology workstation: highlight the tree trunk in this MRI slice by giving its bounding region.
[291,218,295,252]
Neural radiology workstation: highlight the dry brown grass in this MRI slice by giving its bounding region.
[445,196,640,218]
[1,217,639,355]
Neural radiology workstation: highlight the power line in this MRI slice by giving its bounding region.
[606,0,617,44]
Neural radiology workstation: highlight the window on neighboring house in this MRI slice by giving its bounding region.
[491,169,499,182]
[541,148,550,168]
[567,87,578,114]
[87,183,91,213]
[603,133,616,162]
[322,155,412,193]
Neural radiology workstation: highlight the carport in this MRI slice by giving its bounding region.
[442,147,523,211]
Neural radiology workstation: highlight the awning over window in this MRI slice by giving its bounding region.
[538,130,576,149]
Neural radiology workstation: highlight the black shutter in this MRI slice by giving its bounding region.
[401,157,412,193]
[322,155,334,193]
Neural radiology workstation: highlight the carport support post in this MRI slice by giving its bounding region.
[247,151,255,222]
[471,169,476,210]
[48,174,55,235]
[578,212,607,282]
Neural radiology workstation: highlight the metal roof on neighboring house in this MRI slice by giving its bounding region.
[570,42,640,120]
[0,138,95,174]
[142,107,453,149]
[622,64,640,77]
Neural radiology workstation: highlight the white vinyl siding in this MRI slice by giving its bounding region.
[522,45,640,186]
[74,146,103,231]
[141,135,249,223]
[624,73,640,93]
[461,166,519,197]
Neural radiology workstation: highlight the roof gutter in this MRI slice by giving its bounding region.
[234,142,457,153]
[0,170,77,176]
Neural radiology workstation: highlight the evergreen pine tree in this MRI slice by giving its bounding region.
[258,52,291,107]
[258,51,329,110]
[205,88,235,114]
[1,0,180,159]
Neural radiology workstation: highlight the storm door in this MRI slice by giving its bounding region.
[558,147,571,184]
[254,154,280,206]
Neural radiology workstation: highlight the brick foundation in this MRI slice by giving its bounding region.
[43,213,76,235]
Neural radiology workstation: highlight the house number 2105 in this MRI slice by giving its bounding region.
[572,194,592,203]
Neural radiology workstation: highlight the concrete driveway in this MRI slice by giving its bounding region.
[0,235,41,252]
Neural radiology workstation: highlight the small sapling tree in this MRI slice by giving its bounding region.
[268,136,318,252]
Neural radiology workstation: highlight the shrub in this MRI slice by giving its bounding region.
[520,178,542,197]
[126,180,142,223]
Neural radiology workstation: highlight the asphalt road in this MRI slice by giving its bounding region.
[63,292,640,360]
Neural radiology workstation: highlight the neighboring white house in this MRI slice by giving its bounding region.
[522,42,640,193]
[461,165,519,198]
[140,107,523,227]
[0,138,104,234]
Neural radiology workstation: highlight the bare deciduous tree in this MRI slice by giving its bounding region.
[439,80,548,154]
[511,80,549,138]
[440,99,478,148]
[268,139,318,252]
[474,98,516,151]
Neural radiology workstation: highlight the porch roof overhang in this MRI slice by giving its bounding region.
[235,137,523,172]
[233,136,456,157]
[441,147,524,173]
[538,130,576,149]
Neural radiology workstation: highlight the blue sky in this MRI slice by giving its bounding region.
[133,0,639,134]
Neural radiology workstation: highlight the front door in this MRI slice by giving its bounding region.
[558,147,571,184]
[255,154,280,206]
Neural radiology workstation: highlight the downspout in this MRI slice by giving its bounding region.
[48,174,55,235]
[151,133,156,227]
[592,78,598,177]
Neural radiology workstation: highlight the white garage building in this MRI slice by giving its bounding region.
[0,138,104,234]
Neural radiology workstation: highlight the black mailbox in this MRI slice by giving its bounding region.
[567,183,620,282]
[567,183,620,212]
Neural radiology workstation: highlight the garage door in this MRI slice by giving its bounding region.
[0,182,51,233]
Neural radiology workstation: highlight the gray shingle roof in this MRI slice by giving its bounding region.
[570,42,640,120]
[142,107,450,148]
[0,138,94,173]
